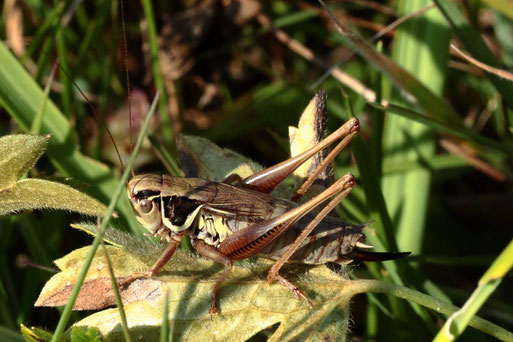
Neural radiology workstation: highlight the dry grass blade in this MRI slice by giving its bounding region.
[439,138,506,182]
[451,43,513,82]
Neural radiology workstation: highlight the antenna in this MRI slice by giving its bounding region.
[55,61,126,173]
[119,0,135,178]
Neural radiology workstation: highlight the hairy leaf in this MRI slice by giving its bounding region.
[0,178,106,216]
[36,227,351,342]
[0,134,106,217]
[0,134,48,190]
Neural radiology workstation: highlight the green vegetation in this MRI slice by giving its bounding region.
[1,1,512,341]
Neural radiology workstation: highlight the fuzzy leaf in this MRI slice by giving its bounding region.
[36,226,350,341]
[0,178,106,216]
[0,134,49,190]
[176,134,263,181]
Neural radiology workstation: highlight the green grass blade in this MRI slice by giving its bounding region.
[370,102,513,155]
[50,92,159,342]
[141,0,173,144]
[100,240,132,342]
[434,238,513,341]
[382,0,450,255]
[318,0,461,128]
[30,64,56,134]
[346,280,513,341]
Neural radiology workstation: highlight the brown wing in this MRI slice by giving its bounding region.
[160,175,276,219]
[203,182,276,219]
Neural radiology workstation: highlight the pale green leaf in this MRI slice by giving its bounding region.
[0,134,49,190]
[0,178,106,216]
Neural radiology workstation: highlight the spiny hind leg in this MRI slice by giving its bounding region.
[266,174,356,300]
[291,122,359,202]
[237,118,359,194]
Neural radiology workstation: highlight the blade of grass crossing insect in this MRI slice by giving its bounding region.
[141,0,173,145]
[434,238,513,341]
[50,92,159,342]
[382,1,450,254]
[100,239,131,342]
[161,291,170,342]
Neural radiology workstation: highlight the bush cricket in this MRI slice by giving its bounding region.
[123,93,410,315]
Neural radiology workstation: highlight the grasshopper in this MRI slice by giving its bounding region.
[124,92,409,314]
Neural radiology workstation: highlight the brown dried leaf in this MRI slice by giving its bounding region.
[289,90,332,184]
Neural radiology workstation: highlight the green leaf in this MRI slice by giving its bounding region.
[69,326,102,342]
[177,134,263,181]
[0,134,49,190]
[0,178,106,217]
[20,324,53,342]
[0,134,107,216]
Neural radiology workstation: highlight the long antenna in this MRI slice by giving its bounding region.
[119,0,135,178]
[55,61,126,173]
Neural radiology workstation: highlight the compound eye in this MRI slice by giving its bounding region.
[139,199,153,214]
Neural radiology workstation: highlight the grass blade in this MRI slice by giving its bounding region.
[50,92,159,342]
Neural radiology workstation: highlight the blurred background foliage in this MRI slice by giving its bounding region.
[0,0,512,340]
